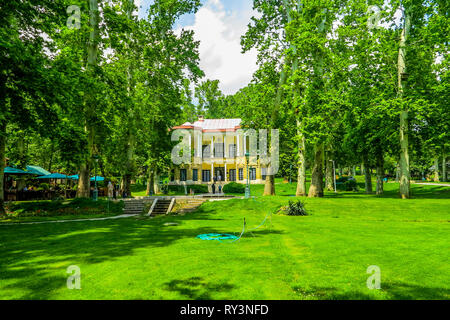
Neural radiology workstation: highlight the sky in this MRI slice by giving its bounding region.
[135,0,258,96]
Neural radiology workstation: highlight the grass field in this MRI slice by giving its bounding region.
[0,180,448,300]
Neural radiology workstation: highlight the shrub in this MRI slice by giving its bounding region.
[278,200,308,216]
[223,182,245,194]
[337,179,358,191]
[188,185,208,194]
[168,185,208,194]
[39,183,50,191]
[4,198,124,218]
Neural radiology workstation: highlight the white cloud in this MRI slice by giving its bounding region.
[176,0,258,95]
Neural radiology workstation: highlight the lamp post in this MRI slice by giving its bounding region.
[330,159,337,193]
[93,155,99,201]
[245,151,250,199]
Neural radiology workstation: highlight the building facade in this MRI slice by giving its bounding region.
[170,116,268,187]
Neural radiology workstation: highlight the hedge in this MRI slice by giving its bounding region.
[223,182,245,194]
[168,184,209,194]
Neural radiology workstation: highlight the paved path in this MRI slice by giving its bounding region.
[413,183,450,187]
[0,214,138,226]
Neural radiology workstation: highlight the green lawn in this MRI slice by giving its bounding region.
[0,182,448,300]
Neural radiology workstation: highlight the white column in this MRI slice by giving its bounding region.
[224,135,228,159]
[211,163,214,182]
[198,131,201,157]
[211,136,214,158]
[236,134,240,157]
[243,134,246,156]
[188,132,192,156]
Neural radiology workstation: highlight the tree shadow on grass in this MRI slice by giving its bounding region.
[0,210,279,299]
[382,282,450,300]
[292,281,450,300]
[164,276,235,300]
[292,285,375,300]
[319,184,450,200]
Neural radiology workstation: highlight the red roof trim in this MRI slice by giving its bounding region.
[171,125,241,133]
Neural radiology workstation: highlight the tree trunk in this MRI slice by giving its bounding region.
[48,141,55,172]
[363,156,372,194]
[376,153,384,195]
[123,1,135,199]
[153,171,160,194]
[361,163,364,175]
[16,133,26,190]
[433,158,440,182]
[121,173,131,198]
[443,154,447,182]
[325,152,334,191]
[77,0,99,198]
[0,121,6,216]
[146,168,154,196]
[263,175,275,196]
[398,8,411,199]
[263,67,287,196]
[296,124,307,196]
[308,143,324,197]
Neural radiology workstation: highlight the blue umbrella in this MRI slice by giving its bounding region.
[26,165,51,176]
[90,176,104,182]
[68,175,79,180]
[4,167,28,175]
[37,173,69,179]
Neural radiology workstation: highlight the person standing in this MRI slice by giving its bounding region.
[107,181,114,199]
[212,183,216,194]
[113,184,117,200]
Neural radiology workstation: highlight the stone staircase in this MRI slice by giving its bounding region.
[150,199,173,216]
[176,199,207,214]
[123,199,145,215]
[123,197,207,216]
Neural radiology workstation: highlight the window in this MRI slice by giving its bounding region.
[239,168,243,181]
[229,169,236,182]
[192,169,198,182]
[249,168,256,180]
[202,170,211,182]
[228,144,236,158]
[261,167,267,181]
[170,169,175,182]
[180,169,187,182]
[202,145,211,158]
[214,143,224,158]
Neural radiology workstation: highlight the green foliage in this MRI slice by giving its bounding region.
[5,198,124,218]
[38,183,50,191]
[336,176,358,192]
[282,200,309,216]
[168,184,208,194]
[188,185,209,194]
[223,182,246,194]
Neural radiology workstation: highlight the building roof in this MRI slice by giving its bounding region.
[173,118,242,132]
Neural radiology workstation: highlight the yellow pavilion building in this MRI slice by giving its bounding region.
[170,116,268,188]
